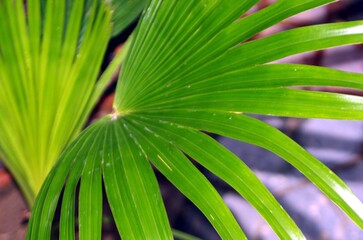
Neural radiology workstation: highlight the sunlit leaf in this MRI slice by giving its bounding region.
[137,110,363,229]
[26,0,363,239]
[123,118,247,239]
[0,0,113,204]
[126,115,304,239]
[142,88,363,120]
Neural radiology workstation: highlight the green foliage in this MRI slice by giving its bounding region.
[0,0,144,206]
[15,0,363,238]
[110,0,147,36]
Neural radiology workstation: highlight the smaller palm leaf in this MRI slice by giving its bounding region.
[0,0,111,204]
[0,0,145,205]
[28,0,363,239]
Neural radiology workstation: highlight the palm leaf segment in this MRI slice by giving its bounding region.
[28,0,363,239]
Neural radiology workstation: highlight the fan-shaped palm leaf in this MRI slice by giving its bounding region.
[28,0,363,239]
[0,0,145,205]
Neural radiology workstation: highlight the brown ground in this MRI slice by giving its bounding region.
[0,169,27,240]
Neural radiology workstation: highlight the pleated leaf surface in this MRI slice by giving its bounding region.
[28,0,363,239]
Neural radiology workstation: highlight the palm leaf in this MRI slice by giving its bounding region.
[142,88,363,120]
[0,0,140,206]
[134,110,363,228]
[40,0,146,37]
[28,0,363,239]
[0,0,110,204]
[104,119,172,239]
[110,0,147,36]
[160,64,363,92]
[27,116,173,239]
[126,116,304,238]
[124,120,248,239]
[186,21,363,80]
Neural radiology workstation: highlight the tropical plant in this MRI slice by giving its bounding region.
[20,0,363,239]
[0,0,145,206]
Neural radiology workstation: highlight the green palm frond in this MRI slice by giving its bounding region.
[28,0,363,239]
[0,0,144,205]
[110,0,147,36]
